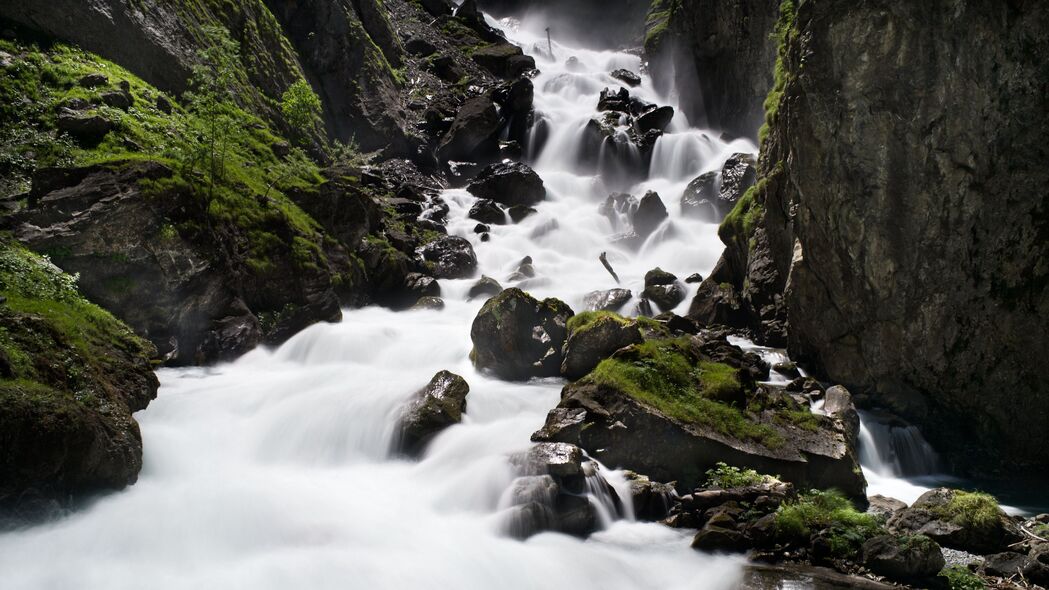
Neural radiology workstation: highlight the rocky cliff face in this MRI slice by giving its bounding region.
[692,0,1049,473]
[646,0,780,138]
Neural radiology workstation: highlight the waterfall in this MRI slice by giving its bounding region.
[857,411,943,478]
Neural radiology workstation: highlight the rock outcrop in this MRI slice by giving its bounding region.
[689,0,1049,472]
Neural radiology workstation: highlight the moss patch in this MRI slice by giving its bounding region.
[567,310,631,334]
[758,0,798,144]
[935,491,1002,531]
[583,338,783,448]
[775,489,882,558]
[704,462,778,489]
[939,565,986,590]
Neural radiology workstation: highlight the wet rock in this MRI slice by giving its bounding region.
[507,205,536,223]
[437,96,501,162]
[404,37,437,57]
[505,442,604,538]
[468,275,503,300]
[473,223,490,234]
[685,273,704,284]
[471,42,535,78]
[681,171,720,221]
[598,87,631,112]
[411,296,445,311]
[636,106,674,133]
[599,192,638,225]
[888,488,1022,554]
[862,534,945,582]
[561,314,643,380]
[404,272,440,300]
[719,152,757,204]
[642,268,685,312]
[692,523,748,552]
[625,472,677,521]
[582,289,632,312]
[420,236,478,279]
[506,256,536,282]
[468,198,507,225]
[633,191,668,238]
[470,288,573,380]
[396,371,470,457]
[466,162,546,207]
[611,69,642,87]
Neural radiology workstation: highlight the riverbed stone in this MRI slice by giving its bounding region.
[470,288,573,380]
[396,371,470,457]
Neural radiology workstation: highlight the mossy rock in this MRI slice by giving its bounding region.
[470,288,573,381]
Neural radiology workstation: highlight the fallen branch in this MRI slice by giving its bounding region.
[599,252,620,284]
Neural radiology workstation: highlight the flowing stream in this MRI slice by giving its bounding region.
[0,16,757,590]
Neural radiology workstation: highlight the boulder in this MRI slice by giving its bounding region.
[610,69,641,87]
[470,288,573,380]
[78,72,108,87]
[692,523,748,553]
[680,171,720,221]
[888,488,1022,554]
[395,371,470,456]
[411,296,445,311]
[533,332,867,497]
[466,162,546,207]
[718,153,757,204]
[636,106,674,133]
[56,108,112,142]
[471,42,535,78]
[420,236,478,279]
[599,192,638,226]
[468,199,507,225]
[642,268,686,312]
[561,314,643,380]
[862,535,946,582]
[868,495,908,520]
[507,205,536,223]
[100,90,132,110]
[437,96,501,162]
[468,275,503,300]
[625,472,677,521]
[582,288,632,312]
[504,443,605,538]
[598,87,631,112]
[633,191,668,238]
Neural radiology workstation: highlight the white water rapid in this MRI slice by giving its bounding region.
[0,16,758,590]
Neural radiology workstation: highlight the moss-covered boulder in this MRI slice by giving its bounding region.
[533,331,866,497]
[0,240,158,517]
[560,311,643,380]
[888,488,1022,554]
[470,288,573,381]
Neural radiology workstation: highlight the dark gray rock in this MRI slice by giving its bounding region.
[56,109,112,142]
[396,371,470,456]
[411,296,445,311]
[636,106,674,133]
[680,171,720,221]
[420,236,478,279]
[888,488,1022,554]
[633,191,667,238]
[467,275,503,300]
[468,199,507,225]
[437,96,501,162]
[862,535,945,582]
[582,288,632,312]
[466,162,546,207]
[642,268,685,312]
[471,42,535,78]
[470,288,573,381]
[610,68,641,87]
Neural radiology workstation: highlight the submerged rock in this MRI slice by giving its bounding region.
[470,288,573,381]
[610,68,641,87]
[395,371,470,457]
[633,191,668,238]
[468,275,503,300]
[641,268,686,312]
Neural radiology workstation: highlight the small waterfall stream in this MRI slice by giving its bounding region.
[0,14,756,590]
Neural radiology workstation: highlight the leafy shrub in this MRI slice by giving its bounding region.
[775,489,882,557]
[704,462,777,489]
[939,565,986,590]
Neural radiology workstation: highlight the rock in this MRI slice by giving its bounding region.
[685,273,704,284]
[395,371,470,457]
[506,256,536,282]
[155,94,172,114]
[633,191,668,238]
[561,314,643,380]
[420,236,478,279]
[468,199,507,225]
[888,488,1022,554]
[437,96,501,162]
[78,72,108,87]
[599,192,639,225]
[982,551,1030,579]
[636,106,674,133]
[404,272,440,300]
[411,296,445,311]
[417,0,453,16]
[692,524,748,553]
[100,90,132,110]
[862,535,945,582]
[466,162,546,207]
[507,205,536,223]
[718,153,757,204]
[505,442,603,538]
[680,171,720,221]
[533,332,867,497]
[428,54,466,82]
[868,495,908,520]
[56,108,112,142]
[642,268,686,312]
[598,87,630,112]
[625,472,676,521]
[473,223,490,234]
[468,275,503,300]
[823,385,859,433]
[582,289,632,312]
[470,288,573,381]
[610,69,641,87]
[404,37,437,57]
[471,42,535,78]
[772,361,800,379]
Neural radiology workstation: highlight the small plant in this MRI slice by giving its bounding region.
[280,79,322,146]
[775,489,882,557]
[936,491,1001,530]
[704,462,776,489]
[939,565,986,590]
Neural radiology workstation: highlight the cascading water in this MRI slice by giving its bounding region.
[0,14,758,590]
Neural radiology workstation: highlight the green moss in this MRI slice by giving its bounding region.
[758,0,797,145]
[583,338,783,448]
[935,491,1002,531]
[704,462,777,489]
[775,489,882,558]
[566,310,630,334]
[644,0,682,51]
[939,565,986,590]
[698,361,742,400]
